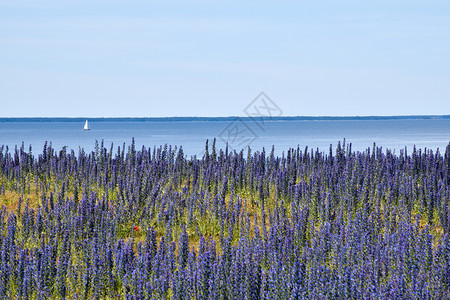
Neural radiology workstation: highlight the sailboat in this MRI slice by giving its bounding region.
[83,120,90,131]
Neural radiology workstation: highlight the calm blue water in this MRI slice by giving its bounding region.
[0,119,449,156]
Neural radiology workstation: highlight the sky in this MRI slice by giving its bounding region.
[0,0,449,117]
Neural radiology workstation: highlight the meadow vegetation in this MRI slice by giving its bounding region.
[0,139,448,298]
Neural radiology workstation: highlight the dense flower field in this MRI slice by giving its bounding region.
[0,139,449,299]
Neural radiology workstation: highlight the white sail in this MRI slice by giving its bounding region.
[83,120,90,131]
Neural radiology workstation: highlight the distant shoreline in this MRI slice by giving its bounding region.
[1,115,450,122]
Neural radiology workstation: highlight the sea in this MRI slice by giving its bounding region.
[1,117,450,157]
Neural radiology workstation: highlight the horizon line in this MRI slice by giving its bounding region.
[1,115,450,122]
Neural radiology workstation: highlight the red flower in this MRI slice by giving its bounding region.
[134,226,139,232]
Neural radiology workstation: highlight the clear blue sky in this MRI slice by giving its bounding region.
[1,0,449,117]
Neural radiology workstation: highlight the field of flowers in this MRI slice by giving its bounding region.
[0,139,448,299]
